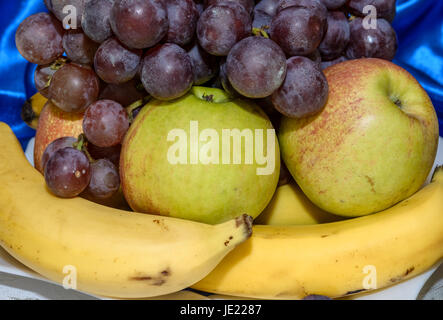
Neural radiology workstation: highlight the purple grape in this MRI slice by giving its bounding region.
[110,0,168,49]
[254,0,280,17]
[320,55,348,70]
[197,2,251,56]
[63,29,99,65]
[321,0,347,10]
[271,56,329,118]
[83,100,130,148]
[165,0,199,47]
[41,137,77,172]
[94,37,142,84]
[15,13,65,65]
[204,0,254,14]
[87,143,122,168]
[226,36,287,98]
[51,0,86,29]
[277,0,328,19]
[345,17,397,61]
[82,0,114,43]
[347,0,396,22]
[252,10,273,31]
[318,11,350,61]
[44,147,91,198]
[270,6,326,56]
[49,63,100,113]
[141,43,194,100]
[99,79,147,107]
[219,58,239,97]
[35,63,62,98]
[306,49,322,67]
[187,42,219,85]
[84,159,120,200]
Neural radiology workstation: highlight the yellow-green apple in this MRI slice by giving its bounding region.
[279,58,439,217]
[121,87,280,224]
[34,101,83,173]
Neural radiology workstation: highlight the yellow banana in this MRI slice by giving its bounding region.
[194,168,443,299]
[0,122,252,299]
[21,92,48,130]
[255,183,344,226]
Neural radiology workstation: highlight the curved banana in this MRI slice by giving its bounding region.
[194,168,443,299]
[21,92,48,130]
[0,122,252,298]
[255,183,344,226]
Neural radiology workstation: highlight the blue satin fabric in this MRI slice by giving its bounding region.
[0,0,442,149]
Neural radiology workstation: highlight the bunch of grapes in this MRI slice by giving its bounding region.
[16,0,398,198]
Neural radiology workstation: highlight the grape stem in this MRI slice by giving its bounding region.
[252,27,270,39]
[73,134,95,163]
[44,57,69,89]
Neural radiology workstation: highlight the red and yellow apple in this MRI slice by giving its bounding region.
[279,58,439,217]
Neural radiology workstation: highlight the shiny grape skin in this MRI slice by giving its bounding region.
[83,100,130,148]
[197,2,252,56]
[63,29,99,65]
[347,0,397,22]
[345,17,397,61]
[49,63,100,113]
[321,0,347,10]
[187,42,220,85]
[270,6,326,57]
[15,13,65,65]
[141,43,194,100]
[51,0,86,29]
[82,0,114,43]
[44,147,91,198]
[87,143,122,168]
[204,0,254,14]
[110,0,168,49]
[99,79,147,107]
[226,36,287,98]
[94,37,142,84]
[271,56,329,118]
[84,159,120,200]
[320,55,348,70]
[165,0,199,47]
[318,11,350,61]
[34,64,59,98]
[41,137,77,172]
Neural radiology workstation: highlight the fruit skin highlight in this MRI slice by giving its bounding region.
[279,58,439,217]
[194,165,443,299]
[121,87,280,225]
[0,122,253,299]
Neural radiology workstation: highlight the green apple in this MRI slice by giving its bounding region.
[279,58,439,217]
[121,87,280,224]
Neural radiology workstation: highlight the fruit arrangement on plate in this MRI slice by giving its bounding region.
[1,0,441,299]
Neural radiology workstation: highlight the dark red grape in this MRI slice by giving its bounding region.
[226,36,287,98]
[277,0,328,19]
[49,63,100,113]
[204,0,254,14]
[84,159,120,200]
[165,0,199,47]
[270,6,326,56]
[87,143,122,168]
[318,11,350,61]
[345,17,397,61]
[82,0,114,43]
[41,136,77,172]
[94,37,142,84]
[197,2,251,56]
[254,0,280,17]
[321,0,346,10]
[141,43,194,100]
[347,0,396,22]
[271,56,328,118]
[187,42,219,85]
[63,29,99,65]
[110,0,168,49]
[34,63,62,98]
[51,0,86,29]
[320,55,348,70]
[99,79,147,107]
[219,58,239,97]
[44,147,91,198]
[15,13,64,65]
[83,100,129,148]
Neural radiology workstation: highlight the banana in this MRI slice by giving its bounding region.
[0,122,253,298]
[255,183,344,226]
[194,168,443,299]
[21,92,48,130]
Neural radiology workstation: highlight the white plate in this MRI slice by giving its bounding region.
[0,137,442,300]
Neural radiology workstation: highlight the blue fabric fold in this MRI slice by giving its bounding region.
[0,0,442,149]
